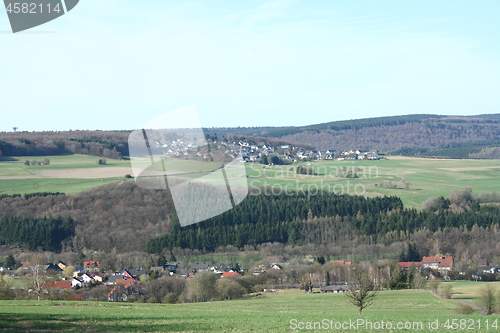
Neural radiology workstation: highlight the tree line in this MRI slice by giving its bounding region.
[0,130,129,159]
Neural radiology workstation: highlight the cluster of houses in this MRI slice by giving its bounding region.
[398,256,500,281]
[336,150,381,160]
[154,136,381,165]
[6,254,498,301]
[398,256,454,272]
[0,259,247,302]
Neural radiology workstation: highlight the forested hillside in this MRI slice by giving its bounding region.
[221,114,500,156]
[0,130,129,159]
[2,179,500,263]
[3,114,500,159]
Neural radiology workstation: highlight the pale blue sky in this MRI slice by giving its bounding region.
[1,1,499,131]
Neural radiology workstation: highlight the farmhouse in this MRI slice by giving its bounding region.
[421,256,453,271]
[397,256,453,272]
[320,284,349,293]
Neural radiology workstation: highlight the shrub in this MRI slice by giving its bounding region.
[252,284,266,293]
[216,278,246,300]
[455,303,474,315]
[440,284,454,299]
[163,293,178,304]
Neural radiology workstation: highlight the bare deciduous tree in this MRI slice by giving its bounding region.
[299,273,313,293]
[345,265,379,314]
[428,278,441,294]
[28,255,49,301]
[479,284,496,315]
[188,271,218,302]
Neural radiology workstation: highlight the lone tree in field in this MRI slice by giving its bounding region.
[479,284,497,315]
[345,265,379,314]
[299,273,313,293]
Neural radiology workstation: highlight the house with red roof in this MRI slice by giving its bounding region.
[108,281,144,302]
[42,281,72,290]
[397,262,422,269]
[83,261,100,272]
[421,256,453,271]
[397,256,453,272]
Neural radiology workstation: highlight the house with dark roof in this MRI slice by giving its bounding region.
[106,274,129,285]
[56,261,67,271]
[190,262,211,271]
[320,284,349,293]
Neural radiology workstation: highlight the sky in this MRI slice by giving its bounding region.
[1,1,500,131]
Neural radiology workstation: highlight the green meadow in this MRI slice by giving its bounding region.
[2,154,500,208]
[449,281,500,308]
[247,157,500,209]
[2,288,495,333]
[0,155,221,196]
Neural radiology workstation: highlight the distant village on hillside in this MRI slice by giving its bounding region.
[154,137,380,165]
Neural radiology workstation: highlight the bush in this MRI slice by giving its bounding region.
[127,295,145,303]
[163,293,178,304]
[124,174,133,178]
[252,284,266,293]
[440,284,454,299]
[296,165,316,175]
[216,278,246,300]
[455,303,474,315]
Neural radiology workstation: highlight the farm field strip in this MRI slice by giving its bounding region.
[1,155,500,208]
[0,289,488,333]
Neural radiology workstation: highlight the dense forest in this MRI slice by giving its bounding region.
[0,215,74,252]
[2,180,500,265]
[145,193,403,252]
[227,114,500,156]
[145,188,500,256]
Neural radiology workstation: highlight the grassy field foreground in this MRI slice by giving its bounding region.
[1,289,496,332]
